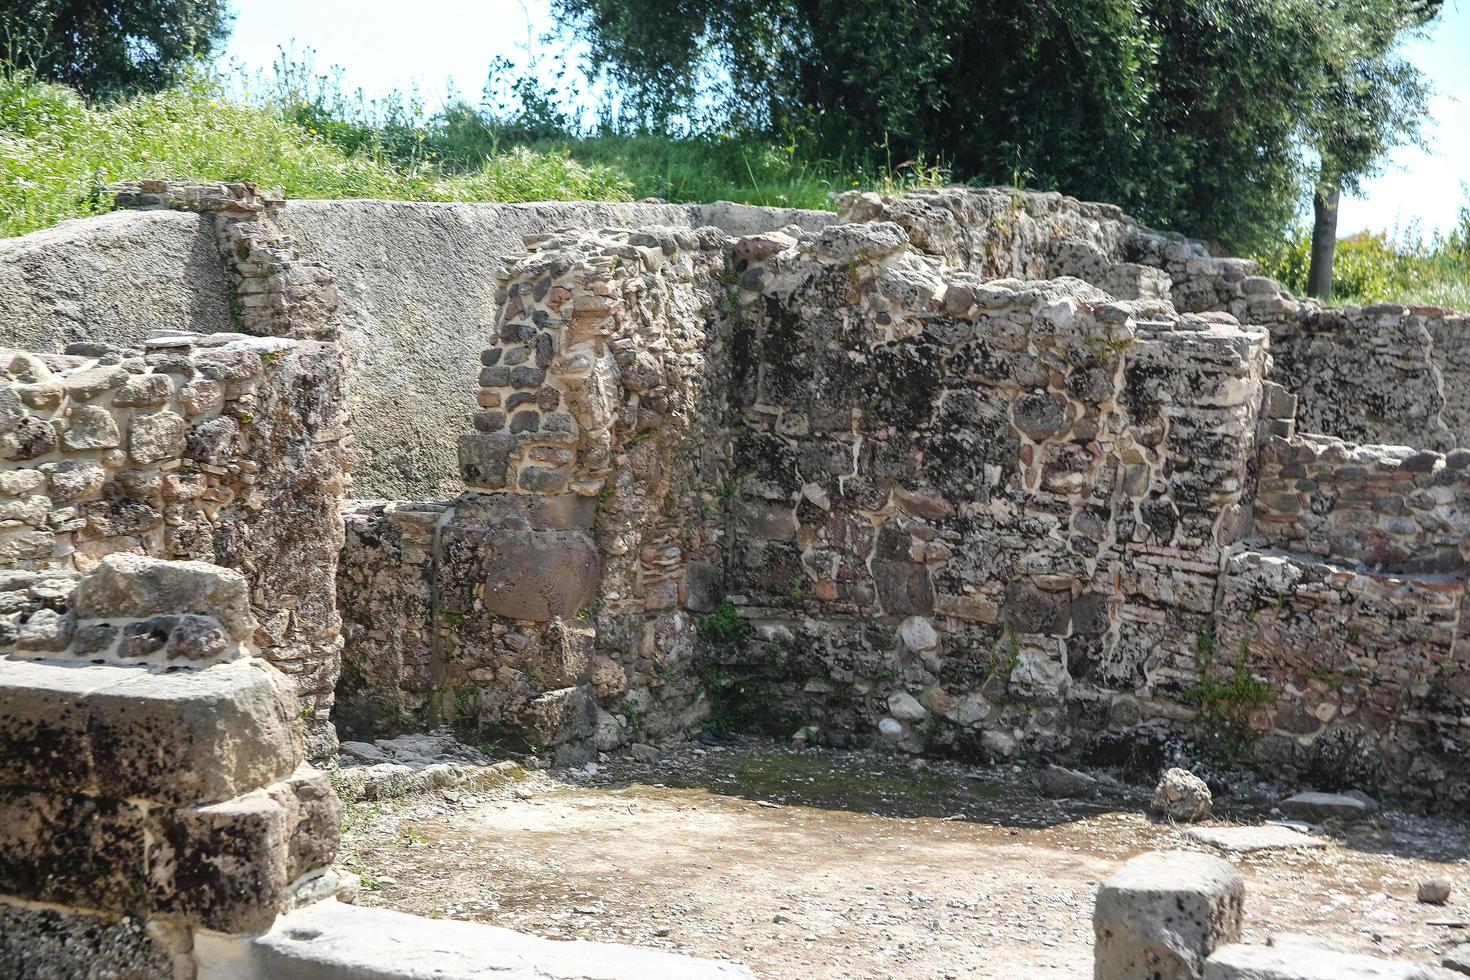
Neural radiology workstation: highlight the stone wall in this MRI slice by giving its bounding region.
[330,196,1470,808]
[279,199,832,499]
[0,555,340,979]
[1255,433,1470,573]
[0,328,348,752]
[707,218,1270,757]
[844,187,1470,453]
[1265,304,1470,450]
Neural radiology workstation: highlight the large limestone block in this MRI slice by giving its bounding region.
[0,788,150,912]
[1204,944,1453,979]
[0,657,302,805]
[195,898,756,979]
[149,790,290,934]
[72,554,256,642]
[439,524,598,622]
[1094,850,1245,980]
[0,770,335,933]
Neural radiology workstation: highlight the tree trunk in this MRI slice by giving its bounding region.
[1307,177,1341,301]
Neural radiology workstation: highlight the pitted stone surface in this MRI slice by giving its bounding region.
[1094,850,1244,980]
[0,656,301,807]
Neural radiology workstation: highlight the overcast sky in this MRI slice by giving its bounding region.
[223,0,1469,237]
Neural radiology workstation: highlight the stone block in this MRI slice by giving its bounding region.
[1094,850,1244,980]
[1185,825,1326,854]
[476,529,599,621]
[71,554,256,642]
[521,685,597,749]
[194,899,755,979]
[1278,791,1377,823]
[0,788,149,911]
[149,790,289,934]
[265,765,342,880]
[0,657,302,806]
[1203,944,1449,979]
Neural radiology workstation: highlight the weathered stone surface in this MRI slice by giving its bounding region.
[1094,851,1244,980]
[476,529,599,622]
[277,198,833,499]
[0,209,234,355]
[0,657,302,805]
[1153,768,1213,821]
[1279,791,1377,823]
[0,898,189,980]
[195,898,756,979]
[149,789,291,933]
[1185,825,1327,854]
[1039,764,1098,799]
[72,554,255,642]
[1204,943,1452,979]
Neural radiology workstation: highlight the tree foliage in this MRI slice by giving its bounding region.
[554,0,1439,249]
[0,0,231,99]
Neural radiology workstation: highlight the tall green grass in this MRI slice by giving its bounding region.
[0,71,632,239]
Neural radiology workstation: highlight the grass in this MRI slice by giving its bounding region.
[0,70,631,239]
[2,62,1463,318]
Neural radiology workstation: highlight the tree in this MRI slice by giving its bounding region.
[0,0,232,99]
[553,0,1438,252]
[1304,1,1438,300]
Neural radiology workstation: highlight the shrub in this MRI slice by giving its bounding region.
[1255,204,1470,311]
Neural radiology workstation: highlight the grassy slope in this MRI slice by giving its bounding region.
[0,74,632,239]
[1,73,1464,310]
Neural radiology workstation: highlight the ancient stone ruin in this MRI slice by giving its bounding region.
[0,179,1467,976]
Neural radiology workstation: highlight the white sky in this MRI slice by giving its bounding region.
[223,0,1470,236]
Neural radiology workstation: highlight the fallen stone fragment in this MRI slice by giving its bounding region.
[1443,944,1470,977]
[1186,825,1327,854]
[629,743,661,763]
[1204,942,1451,979]
[194,898,755,979]
[1039,764,1099,799]
[1279,791,1377,823]
[1152,767,1213,822]
[1093,850,1243,980]
[1419,879,1453,905]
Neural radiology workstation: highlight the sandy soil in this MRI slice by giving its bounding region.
[338,741,1470,979]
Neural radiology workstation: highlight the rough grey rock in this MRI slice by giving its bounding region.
[1039,764,1099,799]
[0,897,189,980]
[1418,879,1452,905]
[72,554,256,642]
[1094,850,1244,980]
[1186,825,1327,854]
[1204,943,1454,979]
[1153,767,1214,821]
[1279,791,1377,823]
[194,898,755,979]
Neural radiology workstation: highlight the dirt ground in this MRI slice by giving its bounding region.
[338,740,1470,979]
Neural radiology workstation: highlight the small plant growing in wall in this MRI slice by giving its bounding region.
[699,600,751,644]
[1184,634,1274,764]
